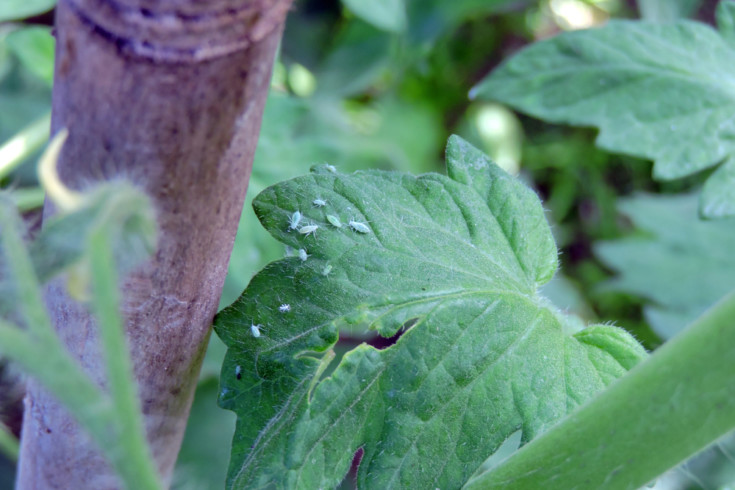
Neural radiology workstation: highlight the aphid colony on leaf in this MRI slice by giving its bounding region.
[312,198,327,207]
[250,323,263,338]
[279,303,291,313]
[235,365,242,380]
[298,248,309,261]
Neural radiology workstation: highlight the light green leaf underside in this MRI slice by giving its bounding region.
[215,137,646,489]
[595,193,735,340]
[472,16,735,217]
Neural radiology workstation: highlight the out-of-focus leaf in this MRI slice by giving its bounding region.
[215,136,646,489]
[473,7,735,218]
[341,0,407,33]
[595,193,735,340]
[637,0,702,21]
[5,27,55,86]
[0,0,55,22]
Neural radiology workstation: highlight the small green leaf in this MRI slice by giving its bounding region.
[473,19,735,216]
[215,137,646,489]
[341,0,407,33]
[595,193,735,340]
[0,0,56,22]
[5,27,55,86]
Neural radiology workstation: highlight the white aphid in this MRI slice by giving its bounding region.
[299,224,319,237]
[235,365,242,379]
[313,198,327,207]
[349,220,371,234]
[326,214,342,228]
[279,303,291,313]
[298,248,309,261]
[322,264,333,276]
[250,323,263,338]
[325,164,337,173]
[288,210,302,230]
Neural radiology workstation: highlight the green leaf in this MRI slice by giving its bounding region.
[637,0,702,22]
[215,136,646,489]
[0,0,56,22]
[595,193,735,340]
[5,27,55,86]
[341,0,407,33]
[472,17,735,218]
[701,156,735,217]
[464,292,735,490]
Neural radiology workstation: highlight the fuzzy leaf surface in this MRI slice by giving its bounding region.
[472,8,735,217]
[215,136,647,489]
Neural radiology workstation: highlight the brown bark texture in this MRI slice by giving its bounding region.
[16,0,290,488]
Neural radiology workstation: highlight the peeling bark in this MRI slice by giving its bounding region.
[16,1,290,487]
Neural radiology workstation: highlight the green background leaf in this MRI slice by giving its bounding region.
[340,0,407,33]
[215,137,646,489]
[0,0,56,22]
[5,27,55,86]
[472,15,735,218]
[595,193,735,340]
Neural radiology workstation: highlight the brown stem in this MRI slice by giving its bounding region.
[16,1,290,487]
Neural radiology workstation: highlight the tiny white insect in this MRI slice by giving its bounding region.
[279,303,291,313]
[250,323,263,338]
[312,198,327,207]
[298,248,309,261]
[298,224,319,237]
[288,210,302,230]
[326,214,342,228]
[235,365,242,379]
[322,264,333,276]
[325,164,337,173]
[349,220,371,234]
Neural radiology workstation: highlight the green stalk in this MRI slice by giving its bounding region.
[465,291,735,489]
[87,228,162,490]
[0,113,51,180]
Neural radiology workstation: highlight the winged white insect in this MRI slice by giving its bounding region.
[279,304,291,313]
[288,211,302,231]
[348,220,371,234]
[326,214,342,228]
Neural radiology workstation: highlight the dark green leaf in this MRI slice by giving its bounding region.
[215,137,646,489]
[473,16,735,218]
